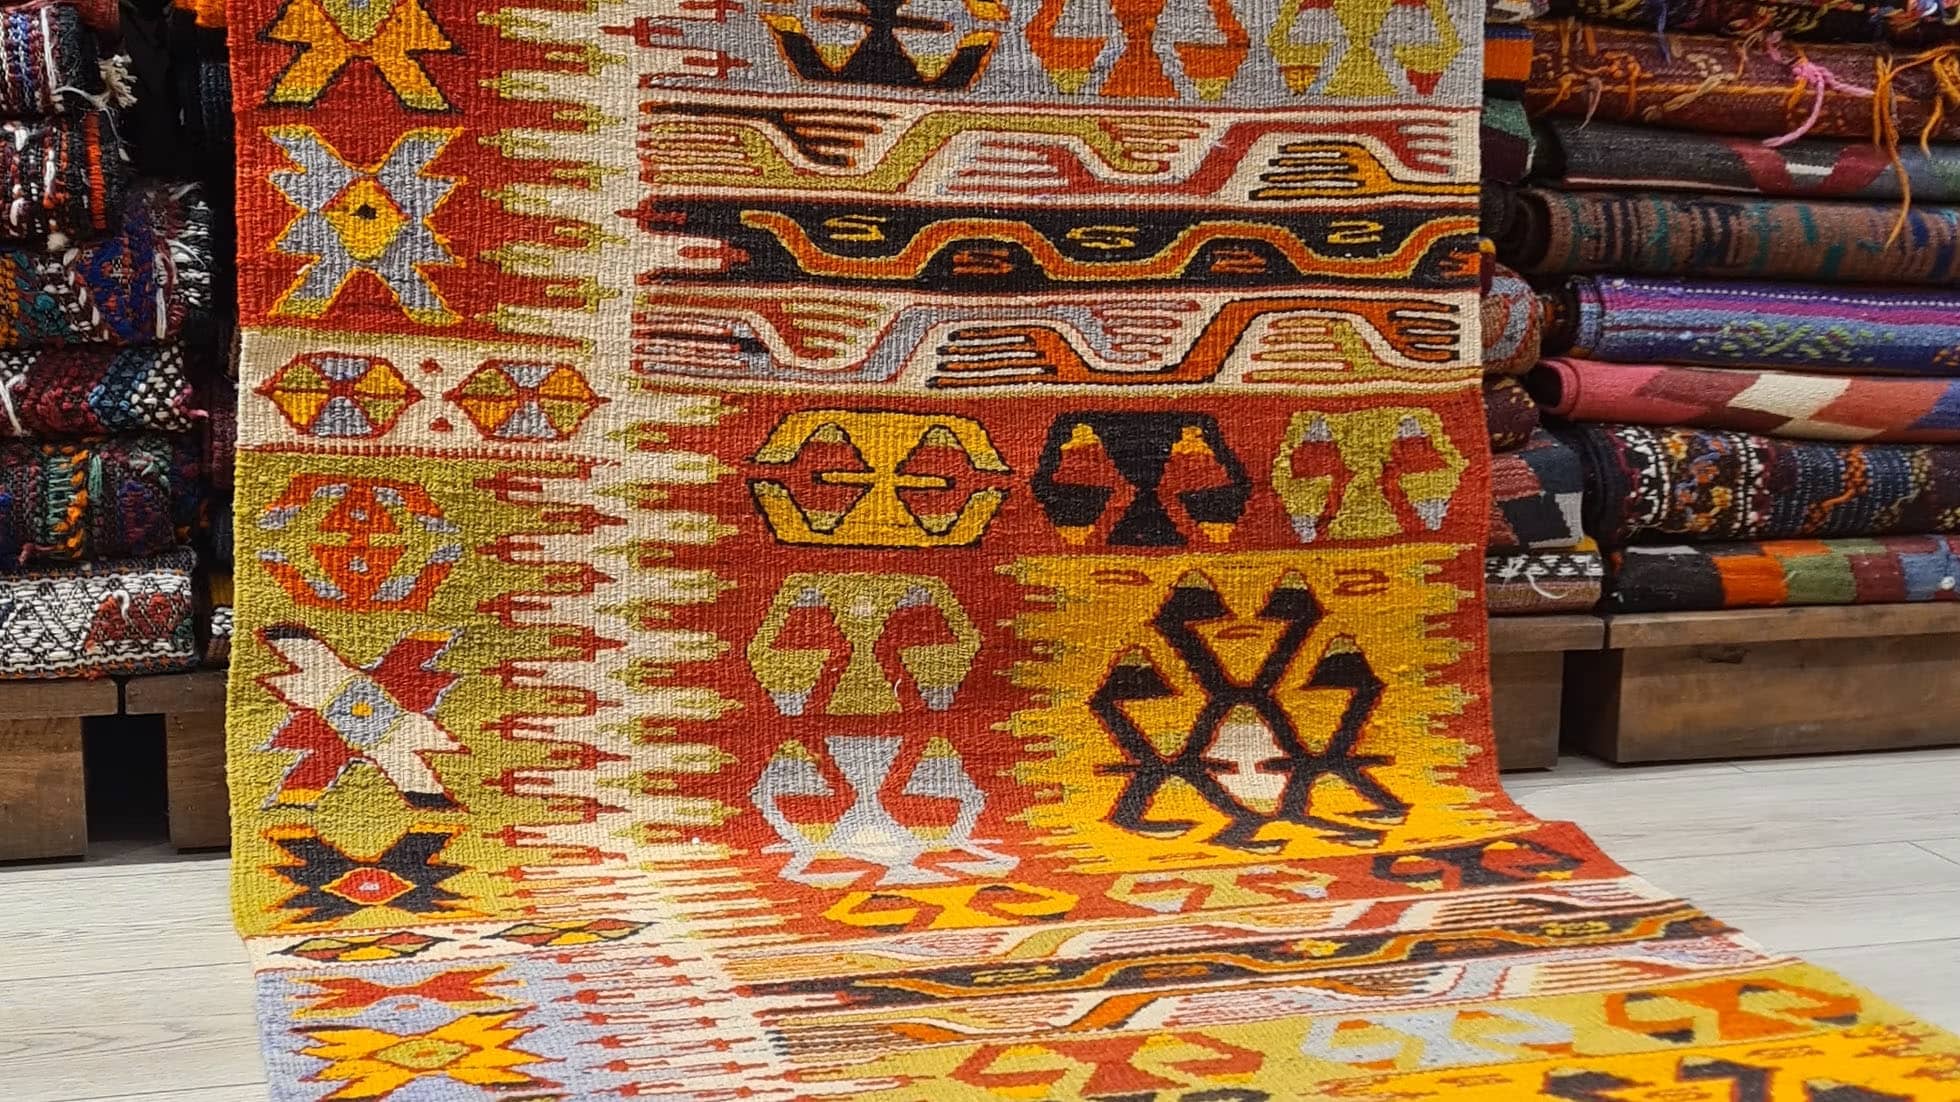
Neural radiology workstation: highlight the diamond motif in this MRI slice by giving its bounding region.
[446,360,605,442]
[323,867,416,907]
[490,918,648,947]
[322,178,409,263]
[279,931,448,963]
[259,353,421,439]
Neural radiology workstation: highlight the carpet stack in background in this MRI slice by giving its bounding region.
[1481,0,1607,616]
[0,0,218,678]
[1491,0,1960,615]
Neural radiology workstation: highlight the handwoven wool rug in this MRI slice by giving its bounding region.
[1531,118,1960,202]
[1486,547,1604,614]
[225,1,1960,1098]
[1566,423,1960,546]
[1493,188,1960,284]
[1534,358,1960,443]
[1483,373,1540,450]
[0,547,198,678]
[1563,0,1960,42]
[1526,21,1960,141]
[1552,276,1960,373]
[1613,536,1960,612]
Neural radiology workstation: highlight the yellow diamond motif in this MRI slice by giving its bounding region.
[324,178,408,263]
[373,1037,472,1071]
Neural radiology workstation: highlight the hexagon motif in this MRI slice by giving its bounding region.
[446,360,604,442]
[259,353,422,439]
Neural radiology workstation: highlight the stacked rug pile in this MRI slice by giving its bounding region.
[1496,0,1960,613]
[1480,0,1606,616]
[0,0,217,679]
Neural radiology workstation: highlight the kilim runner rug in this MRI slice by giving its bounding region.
[223,1,1960,1098]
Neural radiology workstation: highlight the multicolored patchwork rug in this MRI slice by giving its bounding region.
[223,1,1960,1098]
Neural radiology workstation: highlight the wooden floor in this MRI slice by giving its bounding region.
[5,749,1960,1102]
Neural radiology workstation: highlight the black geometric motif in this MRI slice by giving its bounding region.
[269,828,466,924]
[1373,837,1586,892]
[1093,570,1404,851]
[1543,1061,1909,1102]
[1032,413,1251,546]
[768,0,997,90]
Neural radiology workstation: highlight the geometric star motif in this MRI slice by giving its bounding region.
[264,0,456,110]
[269,827,468,925]
[446,360,606,442]
[300,1011,546,1099]
[257,475,463,612]
[259,353,422,439]
[256,623,467,810]
[266,126,460,326]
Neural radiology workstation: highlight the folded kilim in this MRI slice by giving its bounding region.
[221,0,1960,1097]
[1560,0,1960,42]
[1483,371,1540,449]
[204,568,231,666]
[1612,536,1960,611]
[0,434,199,565]
[1487,546,1604,613]
[1555,275,1960,373]
[0,113,128,242]
[0,345,199,436]
[1530,118,1960,203]
[0,182,211,346]
[1525,21,1960,141]
[1496,188,1960,284]
[1534,357,1960,442]
[1566,422,1960,545]
[206,488,229,567]
[0,547,197,678]
[0,0,109,115]
[1482,96,1534,184]
[17,0,118,31]
[1491,428,1586,551]
[1482,259,1545,374]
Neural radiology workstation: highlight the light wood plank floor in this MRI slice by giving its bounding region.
[5,749,1960,1101]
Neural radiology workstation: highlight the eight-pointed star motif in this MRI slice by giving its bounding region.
[267,126,461,326]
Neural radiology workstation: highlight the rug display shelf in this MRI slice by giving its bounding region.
[0,669,229,860]
[1489,613,1604,771]
[1565,604,1960,763]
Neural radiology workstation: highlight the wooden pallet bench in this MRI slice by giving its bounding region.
[1490,615,1605,771]
[0,670,228,861]
[1567,604,1960,763]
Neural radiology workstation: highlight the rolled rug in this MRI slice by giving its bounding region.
[1611,536,1960,612]
[1564,423,1960,544]
[0,548,198,678]
[1495,188,1960,284]
[1490,428,1586,552]
[1482,97,1535,185]
[206,488,230,567]
[1532,358,1960,443]
[203,568,230,667]
[0,345,200,436]
[0,114,128,244]
[0,434,200,565]
[1525,22,1960,141]
[1484,373,1540,450]
[1552,276,1960,374]
[0,182,211,346]
[0,0,110,115]
[203,375,233,491]
[1557,0,1960,43]
[1529,118,1960,204]
[1491,0,1551,21]
[1488,545,1604,614]
[1482,261,1544,375]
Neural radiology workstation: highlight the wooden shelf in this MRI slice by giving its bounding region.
[123,669,226,715]
[1607,603,1960,649]
[1489,614,1605,654]
[0,678,120,720]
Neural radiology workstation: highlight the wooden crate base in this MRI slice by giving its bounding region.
[1490,615,1605,771]
[0,680,121,861]
[126,671,229,851]
[1570,605,1960,762]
